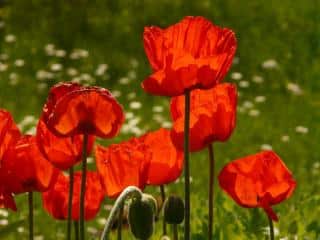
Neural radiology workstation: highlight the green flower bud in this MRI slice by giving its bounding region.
[128,194,157,240]
[163,195,185,224]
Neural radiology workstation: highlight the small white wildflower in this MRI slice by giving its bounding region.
[87,157,94,164]
[252,75,264,84]
[295,126,308,134]
[80,73,93,82]
[313,162,320,169]
[66,68,78,76]
[55,49,66,58]
[248,109,260,117]
[128,117,141,127]
[281,135,290,142]
[152,105,164,113]
[231,72,243,80]
[262,59,279,69]
[255,96,266,103]
[127,70,137,79]
[261,144,272,150]
[87,227,98,234]
[162,121,172,128]
[131,126,143,136]
[0,62,8,72]
[0,209,9,217]
[111,90,121,97]
[26,127,36,135]
[242,101,254,109]
[153,114,164,123]
[9,73,19,86]
[119,77,130,85]
[44,44,55,56]
[17,227,25,233]
[239,80,250,88]
[34,236,44,240]
[237,106,245,113]
[0,219,8,226]
[5,34,16,43]
[129,101,142,110]
[97,218,107,226]
[78,49,89,58]
[125,112,134,119]
[0,53,9,61]
[50,63,63,72]
[287,82,303,95]
[37,83,48,93]
[160,236,171,240]
[130,58,139,68]
[14,59,25,67]
[95,64,108,76]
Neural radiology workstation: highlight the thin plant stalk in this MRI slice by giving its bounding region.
[268,217,274,240]
[160,185,167,236]
[208,143,215,240]
[117,203,123,240]
[67,167,75,240]
[184,89,191,240]
[173,224,178,240]
[28,192,33,240]
[74,221,79,240]
[79,134,88,240]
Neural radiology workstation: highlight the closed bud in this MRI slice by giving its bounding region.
[128,194,157,239]
[163,195,184,224]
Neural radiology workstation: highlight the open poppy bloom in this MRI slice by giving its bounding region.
[42,171,104,220]
[170,83,237,152]
[0,109,21,210]
[36,117,95,170]
[142,16,237,96]
[95,138,150,198]
[2,135,59,194]
[218,151,296,221]
[96,128,183,198]
[42,82,124,138]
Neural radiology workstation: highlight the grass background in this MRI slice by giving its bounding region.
[0,0,319,239]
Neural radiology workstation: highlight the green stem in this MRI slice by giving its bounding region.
[208,144,215,240]
[173,224,178,240]
[117,203,123,240]
[100,186,143,240]
[160,185,167,236]
[67,167,74,240]
[80,134,88,240]
[268,217,274,240]
[74,221,79,240]
[28,192,33,240]
[183,90,191,240]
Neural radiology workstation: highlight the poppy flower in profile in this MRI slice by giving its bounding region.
[218,151,296,221]
[170,83,237,152]
[142,16,237,96]
[0,109,21,211]
[42,82,124,138]
[140,128,183,185]
[2,135,59,194]
[96,128,183,198]
[42,171,104,220]
[95,138,150,198]
[36,117,95,170]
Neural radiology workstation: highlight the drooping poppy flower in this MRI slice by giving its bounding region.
[142,16,237,96]
[170,83,237,152]
[42,171,104,220]
[96,128,183,198]
[2,135,59,194]
[36,117,95,170]
[95,138,150,198]
[218,151,296,221]
[0,109,21,210]
[42,82,124,138]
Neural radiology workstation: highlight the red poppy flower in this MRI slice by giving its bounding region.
[0,109,21,210]
[36,117,95,170]
[142,16,237,96]
[140,128,183,185]
[42,171,104,220]
[42,82,124,138]
[95,138,150,198]
[218,151,296,221]
[96,128,183,198]
[2,135,59,194]
[170,83,237,152]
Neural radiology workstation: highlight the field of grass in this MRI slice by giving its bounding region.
[0,0,319,239]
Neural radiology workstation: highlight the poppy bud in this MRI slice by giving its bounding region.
[128,194,157,240]
[163,195,184,224]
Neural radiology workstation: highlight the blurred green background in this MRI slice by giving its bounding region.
[0,0,319,239]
